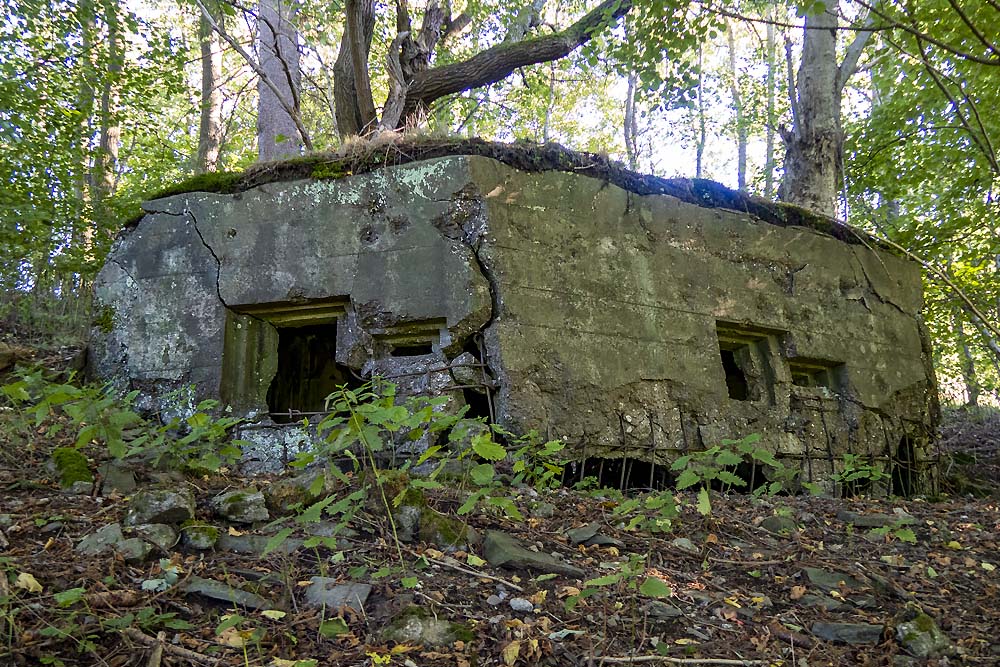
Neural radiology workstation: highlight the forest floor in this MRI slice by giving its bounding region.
[2,345,1000,667]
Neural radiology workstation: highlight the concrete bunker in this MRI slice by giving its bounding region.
[89,145,939,493]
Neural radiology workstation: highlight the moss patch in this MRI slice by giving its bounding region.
[50,447,93,487]
[132,137,878,248]
[93,306,115,334]
[181,521,220,549]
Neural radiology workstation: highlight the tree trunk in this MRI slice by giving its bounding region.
[780,7,840,217]
[93,0,122,210]
[196,2,224,173]
[764,11,777,198]
[781,5,871,217]
[624,71,638,170]
[257,0,301,160]
[695,45,706,179]
[73,0,95,225]
[726,20,747,190]
[954,308,981,406]
[333,0,375,139]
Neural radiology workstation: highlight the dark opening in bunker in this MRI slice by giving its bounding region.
[391,342,435,357]
[267,324,359,423]
[789,359,844,390]
[891,436,917,497]
[563,457,675,492]
[716,322,781,404]
[720,348,750,400]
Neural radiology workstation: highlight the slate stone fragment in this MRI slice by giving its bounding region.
[811,622,885,645]
[182,576,271,610]
[303,578,372,611]
[483,530,583,578]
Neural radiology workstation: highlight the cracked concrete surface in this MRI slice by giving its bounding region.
[90,155,938,487]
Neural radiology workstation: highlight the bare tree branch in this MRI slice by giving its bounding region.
[837,12,873,91]
[403,0,632,118]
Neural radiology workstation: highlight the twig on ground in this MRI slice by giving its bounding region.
[417,552,525,592]
[597,656,765,665]
[145,631,165,667]
[122,628,218,665]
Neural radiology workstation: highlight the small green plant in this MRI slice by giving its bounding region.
[670,434,795,515]
[611,490,678,533]
[833,453,889,496]
[870,518,918,544]
[565,553,672,612]
[0,371,246,472]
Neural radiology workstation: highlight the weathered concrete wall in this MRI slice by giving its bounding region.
[91,155,937,488]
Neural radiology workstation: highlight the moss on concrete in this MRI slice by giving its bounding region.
[133,137,876,247]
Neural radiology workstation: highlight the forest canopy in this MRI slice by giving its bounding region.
[1,0,998,405]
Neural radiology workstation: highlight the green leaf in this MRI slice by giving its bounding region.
[401,576,419,589]
[584,573,622,587]
[262,527,295,556]
[472,434,506,461]
[895,527,917,544]
[487,496,524,520]
[638,577,672,599]
[470,463,496,486]
[53,587,86,607]
[676,469,701,490]
[215,614,246,635]
[318,617,350,637]
[696,487,712,516]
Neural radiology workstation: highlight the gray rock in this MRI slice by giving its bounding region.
[131,523,178,552]
[508,598,534,613]
[799,594,849,612]
[212,488,269,523]
[565,522,623,548]
[216,532,302,555]
[182,576,271,610]
[451,353,489,391]
[803,566,865,592]
[125,488,196,526]
[303,578,371,611]
[483,530,583,578]
[303,521,358,544]
[0,514,12,528]
[646,600,684,620]
[896,608,955,658]
[98,461,137,495]
[671,537,700,555]
[837,509,915,528]
[811,622,885,645]
[181,524,219,550]
[76,523,126,556]
[117,537,154,564]
[761,515,799,535]
[263,468,333,516]
[394,505,422,543]
[531,502,556,519]
[391,502,478,549]
[486,595,503,606]
[383,606,473,647]
[64,481,94,495]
